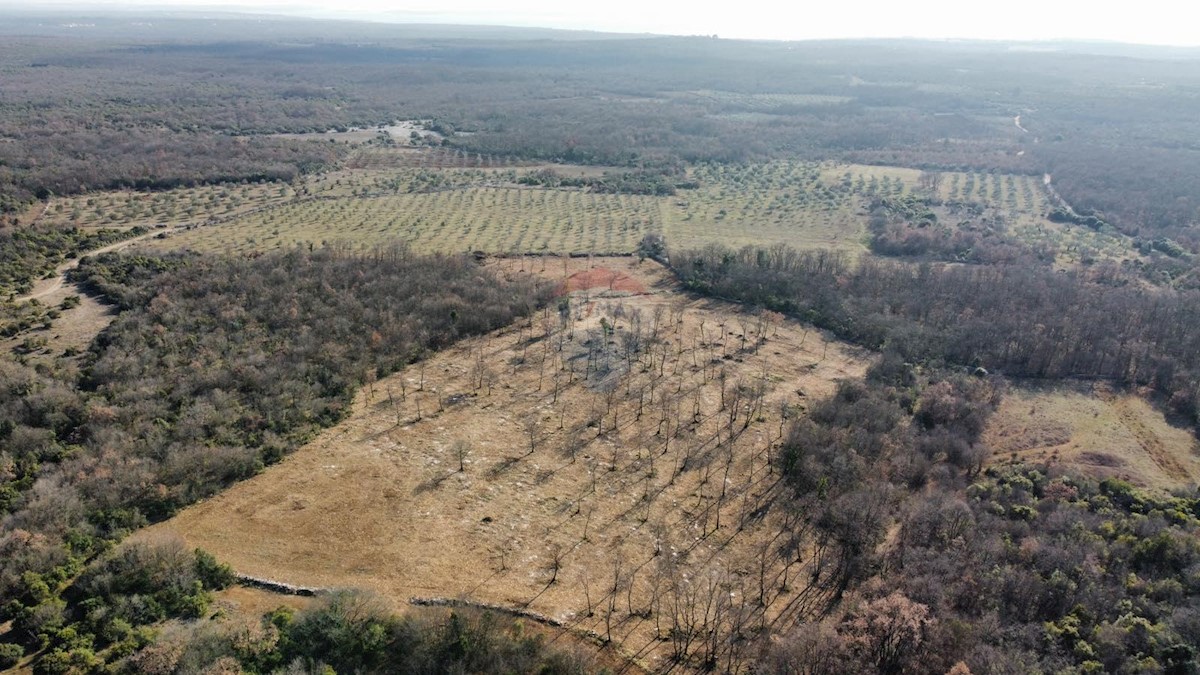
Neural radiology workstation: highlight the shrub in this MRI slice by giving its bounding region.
[0,642,24,668]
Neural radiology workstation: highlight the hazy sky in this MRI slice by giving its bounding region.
[19,0,1200,46]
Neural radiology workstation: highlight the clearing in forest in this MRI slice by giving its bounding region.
[142,257,871,672]
[984,381,1200,491]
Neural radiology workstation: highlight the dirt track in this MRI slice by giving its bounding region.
[15,227,176,304]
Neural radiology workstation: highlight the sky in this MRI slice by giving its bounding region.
[15,0,1200,46]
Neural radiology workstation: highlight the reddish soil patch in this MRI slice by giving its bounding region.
[562,267,647,294]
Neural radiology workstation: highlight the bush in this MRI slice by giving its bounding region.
[0,642,24,668]
[194,549,235,591]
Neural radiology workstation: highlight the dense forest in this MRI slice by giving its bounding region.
[0,248,550,670]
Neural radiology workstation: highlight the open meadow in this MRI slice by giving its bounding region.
[984,381,1200,491]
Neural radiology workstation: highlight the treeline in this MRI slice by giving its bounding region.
[126,589,597,674]
[668,243,1200,427]
[0,130,341,211]
[4,538,237,671]
[0,247,549,670]
[517,167,690,196]
[1047,206,1110,231]
[5,535,595,673]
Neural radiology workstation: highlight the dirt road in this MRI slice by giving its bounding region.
[1041,173,1082,218]
[15,227,176,303]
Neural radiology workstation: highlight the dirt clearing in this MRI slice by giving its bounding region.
[562,264,648,294]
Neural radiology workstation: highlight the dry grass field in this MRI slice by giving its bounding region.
[141,257,871,672]
[2,291,114,362]
[984,381,1200,491]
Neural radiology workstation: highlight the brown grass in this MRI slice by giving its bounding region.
[984,381,1200,491]
[141,257,871,672]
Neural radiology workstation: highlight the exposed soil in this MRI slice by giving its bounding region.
[563,266,648,294]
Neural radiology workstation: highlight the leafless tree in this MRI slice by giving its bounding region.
[524,416,540,456]
[452,439,470,472]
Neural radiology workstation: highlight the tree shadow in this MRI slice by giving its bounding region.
[412,471,454,495]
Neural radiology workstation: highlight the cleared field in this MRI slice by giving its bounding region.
[984,381,1200,491]
[142,257,871,672]
[3,290,114,362]
[214,581,314,617]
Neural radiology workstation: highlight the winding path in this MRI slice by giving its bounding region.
[15,227,179,303]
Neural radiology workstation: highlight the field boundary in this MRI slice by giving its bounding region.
[410,596,652,673]
[235,573,328,597]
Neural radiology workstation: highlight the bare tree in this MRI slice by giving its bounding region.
[605,558,624,644]
[547,544,564,585]
[524,416,540,456]
[452,439,470,472]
